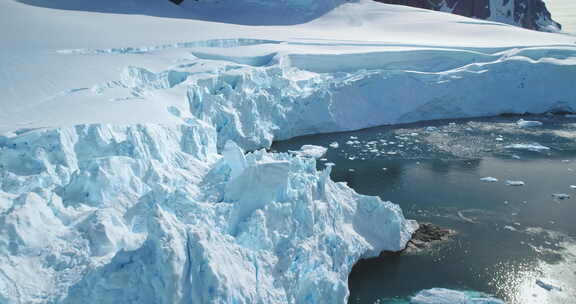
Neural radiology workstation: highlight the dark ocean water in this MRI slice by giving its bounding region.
[272,115,576,304]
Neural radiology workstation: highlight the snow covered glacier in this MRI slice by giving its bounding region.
[0,0,576,303]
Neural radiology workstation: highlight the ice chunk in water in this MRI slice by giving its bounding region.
[480,177,498,183]
[516,119,543,128]
[505,143,550,152]
[411,288,504,304]
[289,144,327,159]
[552,193,570,200]
[536,279,563,291]
[506,180,525,186]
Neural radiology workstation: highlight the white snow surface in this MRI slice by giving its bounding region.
[1,0,576,303]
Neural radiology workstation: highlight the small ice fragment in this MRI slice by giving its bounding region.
[480,177,499,183]
[410,133,418,136]
[319,158,328,161]
[552,193,570,200]
[329,142,339,148]
[505,143,550,152]
[516,119,543,128]
[348,168,355,172]
[561,160,571,163]
[449,122,456,126]
[346,141,354,145]
[382,168,387,171]
[325,162,335,167]
[387,151,397,155]
[503,200,509,205]
[512,155,521,159]
[536,280,562,291]
[425,126,438,132]
[570,185,576,189]
[504,225,517,231]
[290,145,327,159]
[411,288,504,304]
[506,180,525,186]
[495,137,504,141]
[350,136,358,139]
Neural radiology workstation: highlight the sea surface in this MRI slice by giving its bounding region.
[272,115,576,304]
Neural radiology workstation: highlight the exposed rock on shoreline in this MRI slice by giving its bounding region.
[403,223,455,253]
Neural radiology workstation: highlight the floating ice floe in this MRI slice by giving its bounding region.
[506,180,525,186]
[505,143,550,152]
[503,225,517,231]
[552,193,570,200]
[290,144,327,159]
[570,185,576,189]
[516,119,543,128]
[329,142,339,148]
[536,279,563,291]
[410,288,504,304]
[425,127,438,132]
[480,177,499,183]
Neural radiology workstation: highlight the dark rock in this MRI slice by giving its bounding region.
[375,0,561,32]
[402,223,454,253]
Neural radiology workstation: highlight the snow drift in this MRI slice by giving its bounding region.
[0,0,575,303]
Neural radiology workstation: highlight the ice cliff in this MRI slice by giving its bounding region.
[0,123,416,303]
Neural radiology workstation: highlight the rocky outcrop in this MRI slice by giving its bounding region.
[376,0,561,32]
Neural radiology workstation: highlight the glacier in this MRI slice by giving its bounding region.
[1,0,576,303]
[0,124,416,303]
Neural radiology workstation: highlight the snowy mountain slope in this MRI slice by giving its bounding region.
[0,0,576,303]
